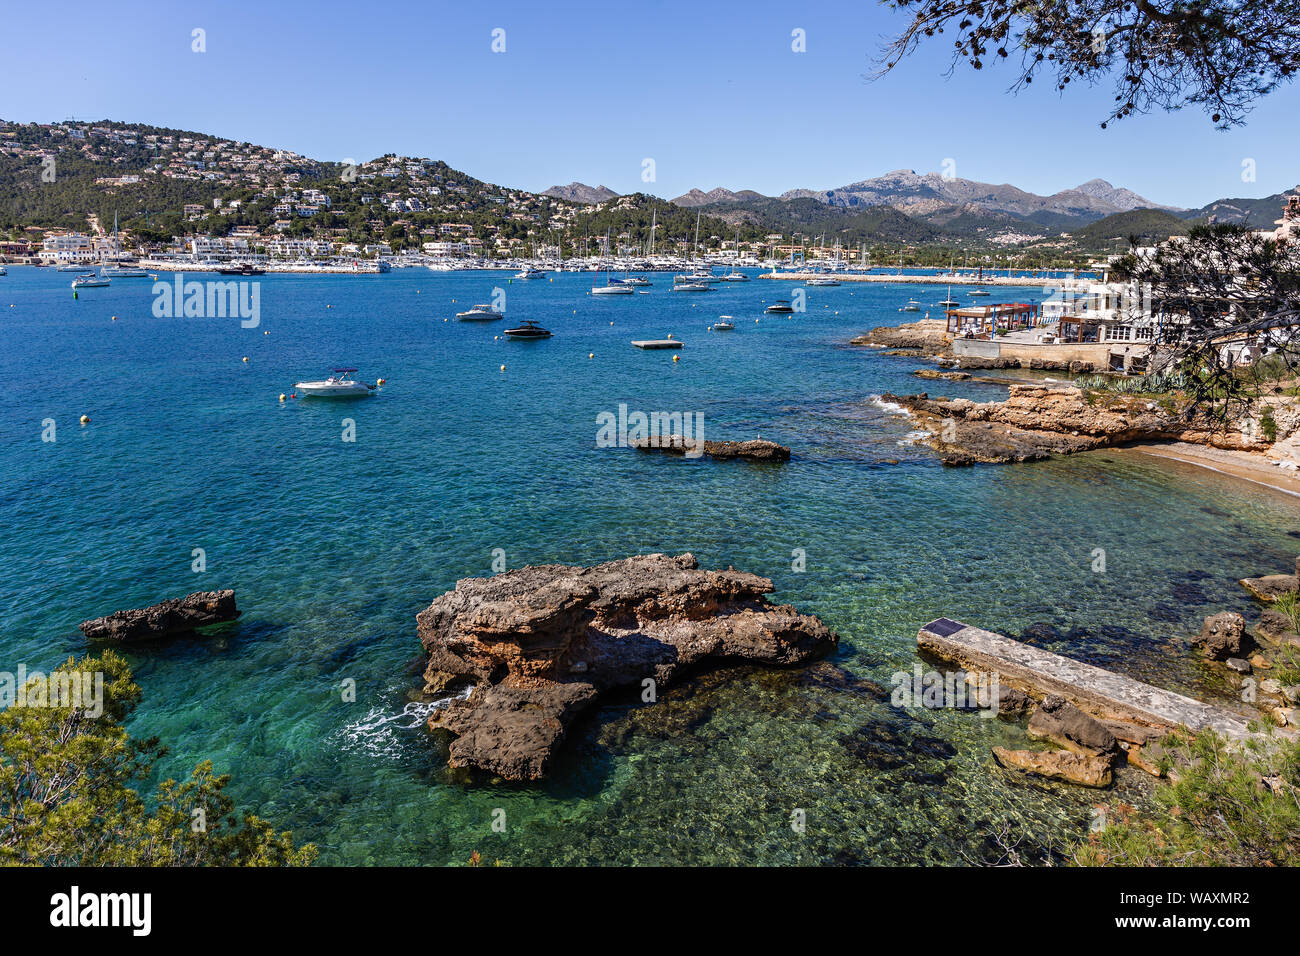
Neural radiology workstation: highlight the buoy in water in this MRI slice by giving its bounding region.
[672,355,679,362]
[377,378,386,386]
[242,356,249,363]
[500,364,506,372]
[588,352,594,359]
[79,415,90,425]
[279,394,286,402]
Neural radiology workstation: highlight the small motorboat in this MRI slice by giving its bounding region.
[673,276,712,292]
[514,267,548,280]
[719,271,749,282]
[0,265,7,276]
[711,316,735,331]
[620,275,652,286]
[455,304,502,321]
[71,273,111,288]
[218,261,266,276]
[764,300,795,313]
[902,299,921,312]
[807,277,840,286]
[293,367,375,397]
[969,288,991,297]
[503,320,552,339]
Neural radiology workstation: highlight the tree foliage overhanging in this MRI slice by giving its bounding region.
[0,650,317,866]
[876,0,1300,127]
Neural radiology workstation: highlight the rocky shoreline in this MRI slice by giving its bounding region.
[415,553,836,780]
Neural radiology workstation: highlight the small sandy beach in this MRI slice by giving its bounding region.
[1115,442,1300,499]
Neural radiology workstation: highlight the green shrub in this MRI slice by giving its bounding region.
[0,651,317,866]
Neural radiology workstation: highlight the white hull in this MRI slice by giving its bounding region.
[591,285,634,295]
[294,381,372,397]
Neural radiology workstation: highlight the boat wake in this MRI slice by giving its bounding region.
[336,687,471,759]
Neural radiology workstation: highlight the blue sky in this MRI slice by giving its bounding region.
[2,0,1296,208]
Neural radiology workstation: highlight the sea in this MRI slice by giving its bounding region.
[1,265,1295,864]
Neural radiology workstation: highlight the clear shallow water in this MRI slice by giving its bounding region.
[2,266,1297,865]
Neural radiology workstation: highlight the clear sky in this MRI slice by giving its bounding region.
[3,0,1296,208]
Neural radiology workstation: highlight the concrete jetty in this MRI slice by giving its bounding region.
[917,618,1259,740]
[631,339,684,349]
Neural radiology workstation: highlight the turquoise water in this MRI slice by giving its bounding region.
[2,266,1297,865]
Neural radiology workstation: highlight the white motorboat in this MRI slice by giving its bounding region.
[293,367,374,397]
[807,277,840,286]
[620,275,652,286]
[514,267,548,280]
[592,282,634,295]
[672,278,711,292]
[0,266,7,276]
[71,273,111,288]
[57,263,89,272]
[969,288,991,297]
[711,316,735,331]
[455,304,502,321]
[902,299,921,312]
[720,270,750,282]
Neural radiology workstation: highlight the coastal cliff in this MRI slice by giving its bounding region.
[415,553,836,780]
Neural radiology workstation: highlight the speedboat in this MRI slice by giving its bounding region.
[455,304,502,321]
[720,271,749,282]
[711,316,735,331]
[902,299,921,312]
[57,263,89,272]
[807,277,839,286]
[71,273,111,288]
[621,275,652,286]
[503,320,552,339]
[764,300,795,313]
[293,367,374,397]
[0,266,6,276]
[514,267,548,280]
[969,288,991,297]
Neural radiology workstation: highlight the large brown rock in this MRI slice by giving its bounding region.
[416,553,836,780]
[629,436,790,462]
[991,746,1113,788]
[79,590,240,642]
[1240,575,1299,603]
[1027,695,1120,759]
[1193,612,1250,660]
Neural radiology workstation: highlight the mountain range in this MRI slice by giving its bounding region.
[541,182,619,204]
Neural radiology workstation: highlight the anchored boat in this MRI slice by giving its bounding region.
[503,319,552,339]
[764,300,794,313]
[455,304,502,321]
[293,367,375,397]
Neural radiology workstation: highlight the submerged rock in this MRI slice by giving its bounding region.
[415,553,836,780]
[79,590,240,642]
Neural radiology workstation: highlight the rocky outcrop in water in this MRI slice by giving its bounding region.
[884,385,1261,465]
[629,436,791,462]
[850,318,951,355]
[1194,612,1251,660]
[79,590,240,642]
[416,553,836,780]
[991,746,1114,788]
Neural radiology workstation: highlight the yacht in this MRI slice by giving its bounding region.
[969,288,991,297]
[807,276,840,286]
[711,316,735,331]
[720,270,750,282]
[218,261,266,276]
[293,367,374,398]
[514,266,548,280]
[455,304,502,321]
[57,263,89,272]
[503,319,552,339]
[71,273,111,288]
[591,279,634,295]
[101,264,149,278]
[620,275,652,286]
[764,300,795,314]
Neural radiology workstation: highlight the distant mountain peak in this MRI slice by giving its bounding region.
[671,186,767,207]
[542,182,618,204]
